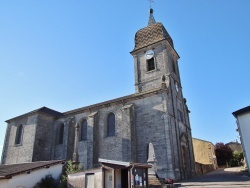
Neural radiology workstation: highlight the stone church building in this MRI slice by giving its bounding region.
[1,9,195,180]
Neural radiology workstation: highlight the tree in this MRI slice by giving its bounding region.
[215,142,233,166]
[59,160,82,188]
[230,150,244,167]
[33,174,59,188]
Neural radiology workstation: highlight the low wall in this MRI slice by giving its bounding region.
[195,162,214,175]
[68,169,102,188]
[68,172,85,188]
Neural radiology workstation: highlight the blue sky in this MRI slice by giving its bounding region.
[0,0,250,160]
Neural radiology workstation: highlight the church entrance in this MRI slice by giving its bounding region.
[99,158,150,188]
[182,146,187,178]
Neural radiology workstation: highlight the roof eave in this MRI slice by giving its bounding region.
[130,39,180,59]
[63,87,166,115]
[0,160,65,178]
[232,105,250,117]
[5,107,63,123]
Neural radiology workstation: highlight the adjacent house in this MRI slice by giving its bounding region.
[226,141,243,153]
[0,160,64,188]
[232,105,250,173]
[192,138,218,175]
[68,159,153,188]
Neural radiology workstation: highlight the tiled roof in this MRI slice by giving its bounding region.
[0,160,64,179]
[133,22,173,51]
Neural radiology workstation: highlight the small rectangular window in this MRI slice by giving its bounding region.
[147,58,155,71]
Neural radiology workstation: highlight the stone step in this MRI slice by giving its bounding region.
[148,176,162,187]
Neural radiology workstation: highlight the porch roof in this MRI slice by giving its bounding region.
[98,158,151,169]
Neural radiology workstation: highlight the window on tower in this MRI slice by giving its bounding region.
[15,124,23,145]
[172,60,176,74]
[57,123,64,145]
[147,58,155,71]
[80,119,87,141]
[107,113,115,137]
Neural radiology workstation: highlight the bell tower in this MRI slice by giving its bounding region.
[130,9,181,93]
[130,9,196,180]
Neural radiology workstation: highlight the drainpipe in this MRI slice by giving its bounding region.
[130,164,135,188]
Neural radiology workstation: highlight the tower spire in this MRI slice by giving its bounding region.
[148,8,156,26]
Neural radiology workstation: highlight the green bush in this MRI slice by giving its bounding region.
[33,174,59,188]
[59,160,82,188]
[230,151,244,167]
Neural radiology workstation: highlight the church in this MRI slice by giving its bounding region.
[1,9,195,180]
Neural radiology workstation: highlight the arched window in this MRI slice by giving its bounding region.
[15,124,23,145]
[80,119,87,141]
[58,123,64,145]
[147,57,155,71]
[107,113,115,137]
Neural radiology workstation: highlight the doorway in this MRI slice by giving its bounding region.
[121,169,128,188]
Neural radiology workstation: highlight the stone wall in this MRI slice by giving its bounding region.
[32,113,55,161]
[68,172,85,188]
[52,118,75,161]
[2,115,37,164]
[46,86,195,180]
[192,138,217,167]
[67,169,103,188]
[195,162,214,175]
[1,84,195,181]
[50,101,136,169]
[135,43,168,93]
[1,124,11,164]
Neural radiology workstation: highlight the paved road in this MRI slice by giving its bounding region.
[177,167,250,187]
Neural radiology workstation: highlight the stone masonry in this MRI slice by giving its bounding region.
[1,9,196,180]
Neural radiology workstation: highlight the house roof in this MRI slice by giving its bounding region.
[5,107,63,123]
[0,160,64,179]
[232,105,250,117]
[226,141,243,152]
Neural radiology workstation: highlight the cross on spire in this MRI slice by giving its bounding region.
[148,7,156,26]
[148,0,154,8]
